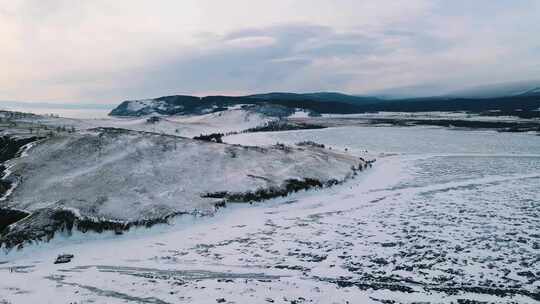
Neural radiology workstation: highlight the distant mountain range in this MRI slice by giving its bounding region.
[443,80,540,99]
[110,83,540,118]
[3,81,538,118]
[246,92,380,104]
[368,80,540,99]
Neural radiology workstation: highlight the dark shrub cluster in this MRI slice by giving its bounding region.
[244,120,326,133]
[0,179,10,196]
[0,209,29,233]
[296,141,325,148]
[0,208,190,250]
[201,191,228,199]
[193,133,224,143]
[0,136,41,163]
[146,116,161,124]
[203,178,325,204]
[272,143,293,153]
[0,136,43,198]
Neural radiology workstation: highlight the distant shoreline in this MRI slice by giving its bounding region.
[0,106,111,119]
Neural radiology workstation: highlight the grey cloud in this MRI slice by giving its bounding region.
[84,24,383,100]
[2,1,540,103]
[8,0,539,103]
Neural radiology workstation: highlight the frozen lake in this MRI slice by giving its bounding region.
[226,125,540,155]
[0,105,112,119]
[2,126,539,303]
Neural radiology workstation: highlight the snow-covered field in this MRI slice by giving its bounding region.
[321,111,540,123]
[1,126,539,303]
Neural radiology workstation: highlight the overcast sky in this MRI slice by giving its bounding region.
[1,0,539,104]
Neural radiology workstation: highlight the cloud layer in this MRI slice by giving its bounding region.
[1,0,539,103]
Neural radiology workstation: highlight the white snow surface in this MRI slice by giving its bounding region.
[1,150,538,303]
[2,112,539,303]
[289,109,311,118]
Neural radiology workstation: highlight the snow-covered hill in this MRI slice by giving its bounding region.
[99,108,273,138]
[109,95,295,118]
[9,108,273,138]
[1,128,364,249]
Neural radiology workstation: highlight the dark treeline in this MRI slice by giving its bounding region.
[244,121,326,133]
[367,118,540,133]
[355,95,540,118]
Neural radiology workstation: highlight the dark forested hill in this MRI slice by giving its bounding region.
[109,92,540,118]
